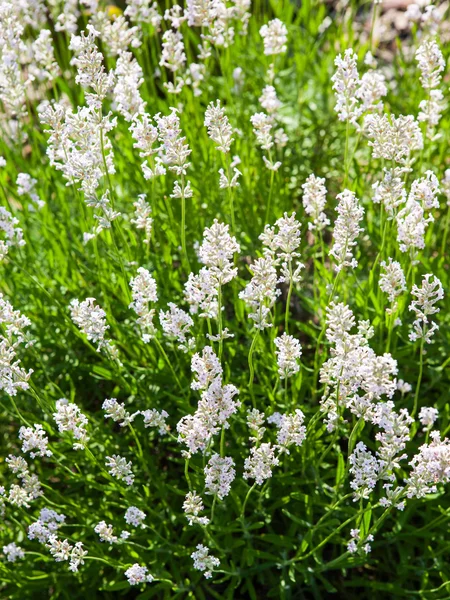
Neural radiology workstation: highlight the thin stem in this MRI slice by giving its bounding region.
[412,336,425,418]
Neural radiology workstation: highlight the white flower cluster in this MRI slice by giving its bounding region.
[129,267,158,342]
[204,100,234,153]
[125,563,154,585]
[329,190,364,272]
[372,168,406,216]
[105,455,135,486]
[191,544,220,579]
[2,542,24,563]
[19,424,52,458]
[131,194,153,244]
[239,256,280,330]
[418,406,438,430]
[28,508,86,572]
[406,432,450,499]
[320,303,398,432]
[159,303,195,352]
[396,172,439,256]
[204,454,236,499]
[0,207,25,261]
[70,297,117,357]
[53,399,89,450]
[379,258,407,310]
[185,220,240,318]
[409,274,444,343]
[259,19,288,56]
[245,408,306,483]
[141,408,169,435]
[183,491,210,526]
[332,48,387,124]
[0,3,27,119]
[5,451,43,507]
[269,410,307,454]
[124,506,146,528]
[102,398,139,427]
[16,173,45,210]
[274,333,302,379]
[28,508,66,543]
[94,521,118,544]
[302,174,330,232]
[0,294,33,396]
[364,113,423,165]
[92,11,140,57]
[260,212,304,284]
[177,346,240,456]
[113,51,145,122]
[347,528,374,555]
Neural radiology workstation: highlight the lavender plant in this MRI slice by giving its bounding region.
[0,1,450,599]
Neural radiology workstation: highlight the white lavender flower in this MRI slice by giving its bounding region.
[301,174,330,231]
[372,168,406,216]
[125,563,154,585]
[131,194,153,244]
[274,333,302,379]
[105,455,135,486]
[331,49,360,123]
[349,442,380,501]
[204,100,234,153]
[28,509,66,543]
[124,506,146,528]
[102,398,138,427]
[418,406,438,430]
[16,173,45,209]
[69,542,87,572]
[159,303,194,352]
[379,259,407,307]
[406,432,450,499]
[247,409,266,443]
[141,409,169,435]
[250,112,274,150]
[19,424,52,458]
[416,39,445,90]
[5,455,28,475]
[199,219,240,285]
[2,542,24,562]
[125,0,162,28]
[259,85,281,114]
[409,171,440,211]
[239,256,280,330]
[129,268,158,342]
[191,544,220,579]
[70,298,117,356]
[259,19,288,56]
[46,536,73,562]
[191,346,222,391]
[204,454,236,499]
[244,443,279,485]
[330,190,364,271]
[113,51,145,121]
[183,491,210,526]
[409,274,444,343]
[273,410,306,453]
[396,199,430,256]
[0,207,25,260]
[364,114,423,164]
[418,90,446,131]
[92,11,140,57]
[53,398,89,450]
[94,521,118,543]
